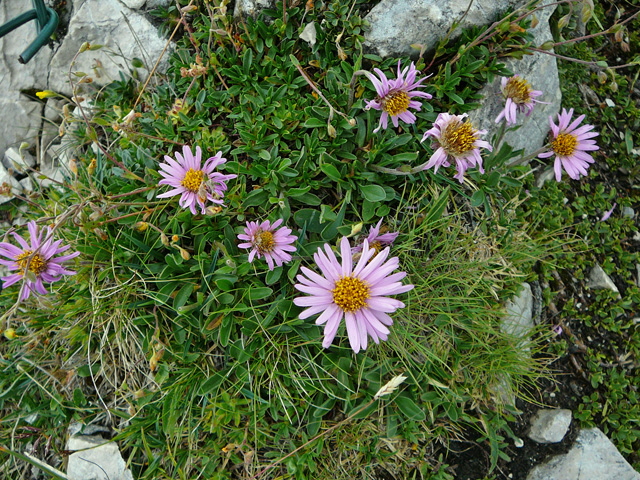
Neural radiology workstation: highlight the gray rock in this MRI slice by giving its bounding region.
[468,6,561,157]
[502,282,534,339]
[0,162,21,204]
[528,409,572,444]
[526,428,640,480]
[0,3,53,92]
[146,0,172,8]
[234,0,275,19]
[3,147,35,173]
[0,2,52,160]
[622,206,635,219]
[0,98,43,163]
[67,435,134,480]
[364,0,527,59]
[48,0,171,94]
[586,264,621,298]
[536,166,556,187]
[120,0,146,8]
[19,176,34,194]
[636,264,640,288]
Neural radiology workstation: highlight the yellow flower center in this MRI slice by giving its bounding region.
[16,250,47,275]
[181,168,204,192]
[551,133,578,156]
[254,230,275,253]
[332,276,370,313]
[381,91,410,117]
[441,120,477,156]
[503,76,533,104]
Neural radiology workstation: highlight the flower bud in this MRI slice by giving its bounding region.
[161,233,170,246]
[4,328,17,340]
[179,247,191,261]
[134,222,149,232]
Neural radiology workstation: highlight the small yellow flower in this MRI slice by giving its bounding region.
[36,90,57,99]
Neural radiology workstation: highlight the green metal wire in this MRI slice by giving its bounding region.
[0,0,59,64]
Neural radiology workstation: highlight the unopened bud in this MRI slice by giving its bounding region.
[348,118,356,127]
[530,15,539,29]
[79,42,91,53]
[134,222,149,232]
[179,247,191,261]
[538,41,555,51]
[349,222,363,237]
[3,328,17,340]
[557,13,571,30]
[94,228,108,241]
[327,123,337,138]
[87,158,97,175]
[69,158,78,175]
[161,233,170,246]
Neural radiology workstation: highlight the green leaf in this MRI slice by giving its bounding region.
[77,364,100,377]
[470,189,485,208]
[248,287,273,300]
[219,314,233,347]
[395,395,426,421]
[198,372,224,395]
[320,163,342,182]
[173,283,194,310]
[243,189,269,207]
[303,117,326,128]
[360,184,386,202]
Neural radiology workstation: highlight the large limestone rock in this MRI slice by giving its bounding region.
[67,434,134,480]
[0,3,50,157]
[468,5,561,156]
[48,0,170,94]
[364,0,528,59]
[527,428,640,480]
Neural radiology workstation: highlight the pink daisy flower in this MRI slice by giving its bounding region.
[421,113,493,183]
[293,236,413,354]
[352,218,399,254]
[495,75,544,125]
[538,108,599,181]
[157,145,237,215]
[0,221,80,301]
[364,61,432,133]
[237,219,297,271]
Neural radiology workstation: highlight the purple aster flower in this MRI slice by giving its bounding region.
[157,145,237,215]
[0,221,80,301]
[237,219,297,271]
[495,75,544,125]
[538,108,599,181]
[421,113,493,183]
[352,218,399,254]
[364,61,432,133]
[293,237,413,354]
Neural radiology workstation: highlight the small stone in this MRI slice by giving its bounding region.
[536,167,556,188]
[586,264,621,298]
[0,162,21,204]
[19,176,34,193]
[528,409,572,444]
[67,435,133,480]
[526,428,640,480]
[3,147,35,173]
[502,282,534,339]
[621,206,635,219]
[234,0,275,19]
[120,0,146,8]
